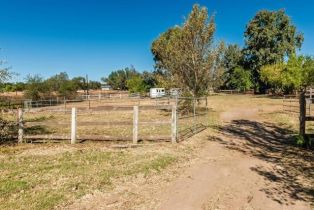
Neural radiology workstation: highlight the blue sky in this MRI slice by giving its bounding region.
[0,0,314,82]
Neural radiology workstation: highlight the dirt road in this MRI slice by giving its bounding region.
[155,96,313,210]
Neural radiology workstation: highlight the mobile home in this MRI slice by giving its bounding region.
[150,88,165,98]
[101,84,112,91]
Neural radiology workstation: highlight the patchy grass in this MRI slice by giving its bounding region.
[0,144,181,210]
[263,111,298,132]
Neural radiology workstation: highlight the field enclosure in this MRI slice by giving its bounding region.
[1,95,312,210]
[2,96,209,144]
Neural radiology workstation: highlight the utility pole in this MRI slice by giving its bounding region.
[86,74,89,95]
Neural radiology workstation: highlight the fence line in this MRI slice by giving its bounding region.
[18,105,178,144]
[283,95,300,115]
[1,94,206,112]
[283,94,313,116]
[10,95,210,144]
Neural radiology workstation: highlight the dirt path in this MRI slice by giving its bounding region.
[155,105,312,210]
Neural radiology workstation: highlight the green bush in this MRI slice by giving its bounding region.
[126,76,148,94]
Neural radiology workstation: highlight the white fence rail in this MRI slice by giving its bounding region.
[17,105,178,144]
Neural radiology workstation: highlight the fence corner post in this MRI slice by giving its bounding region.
[71,107,77,144]
[18,108,24,143]
[133,106,139,144]
[171,105,177,143]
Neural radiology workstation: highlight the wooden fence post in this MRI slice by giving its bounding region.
[71,107,77,144]
[18,108,24,143]
[133,106,139,144]
[64,97,66,114]
[299,91,306,138]
[171,105,177,143]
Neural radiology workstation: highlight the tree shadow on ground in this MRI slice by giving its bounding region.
[208,120,313,206]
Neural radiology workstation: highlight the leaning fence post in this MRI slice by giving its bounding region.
[71,107,77,144]
[18,108,24,143]
[171,105,177,143]
[133,106,139,144]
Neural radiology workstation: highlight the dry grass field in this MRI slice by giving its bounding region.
[0,95,313,210]
[0,143,183,209]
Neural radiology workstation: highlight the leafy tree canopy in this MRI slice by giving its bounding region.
[243,9,304,92]
[227,67,253,91]
[126,76,147,94]
[24,74,49,100]
[101,66,139,90]
[221,44,247,90]
[151,4,220,97]
[223,44,243,71]
[261,55,314,93]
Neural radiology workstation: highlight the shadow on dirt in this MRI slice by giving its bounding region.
[208,120,313,206]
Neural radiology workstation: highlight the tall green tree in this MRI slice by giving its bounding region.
[45,72,69,92]
[227,67,253,91]
[142,71,157,90]
[72,76,87,91]
[221,44,254,90]
[243,10,304,92]
[151,4,219,97]
[223,44,243,72]
[101,66,139,90]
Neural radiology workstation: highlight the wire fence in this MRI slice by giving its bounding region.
[283,92,314,117]
[1,95,210,144]
[283,95,299,115]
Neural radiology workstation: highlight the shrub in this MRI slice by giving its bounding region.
[0,117,17,144]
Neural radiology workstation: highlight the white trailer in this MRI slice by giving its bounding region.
[150,88,166,98]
